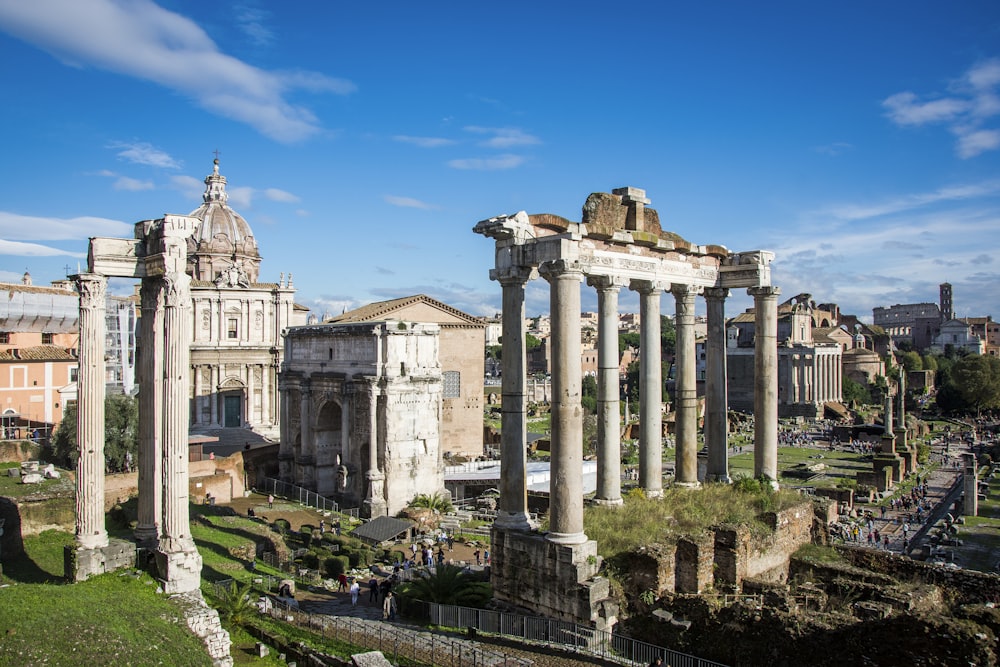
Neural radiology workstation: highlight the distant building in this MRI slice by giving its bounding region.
[872,283,954,351]
[929,319,985,355]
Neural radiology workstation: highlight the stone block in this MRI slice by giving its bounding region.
[20,473,43,484]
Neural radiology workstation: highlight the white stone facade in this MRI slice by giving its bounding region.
[279,321,445,517]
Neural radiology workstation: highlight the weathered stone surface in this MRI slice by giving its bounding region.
[351,651,393,667]
[20,473,43,484]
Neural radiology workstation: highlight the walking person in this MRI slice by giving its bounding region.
[383,591,397,621]
[350,579,360,606]
[368,577,379,603]
[267,494,274,509]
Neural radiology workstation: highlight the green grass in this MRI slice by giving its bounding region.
[0,461,75,498]
[0,571,213,666]
[585,483,803,558]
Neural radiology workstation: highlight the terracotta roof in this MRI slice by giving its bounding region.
[327,295,482,326]
[0,345,76,361]
[0,282,77,296]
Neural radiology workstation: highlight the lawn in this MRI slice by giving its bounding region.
[0,460,75,498]
[726,446,871,490]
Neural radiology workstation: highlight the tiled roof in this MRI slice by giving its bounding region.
[0,282,77,296]
[327,295,482,326]
[350,516,414,544]
[0,345,76,361]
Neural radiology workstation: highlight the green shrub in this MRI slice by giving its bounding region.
[324,555,350,577]
[390,549,406,564]
[273,518,291,535]
[302,552,319,569]
[348,551,362,568]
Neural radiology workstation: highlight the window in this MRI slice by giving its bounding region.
[41,332,53,344]
[0,332,8,344]
[442,371,461,399]
[227,318,238,339]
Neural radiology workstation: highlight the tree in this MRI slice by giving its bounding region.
[396,564,492,607]
[525,334,542,351]
[922,355,938,372]
[51,393,139,472]
[409,492,453,514]
[485,344,502,361]
[582,375,598,413]
[952,354,1000,416]
[660,315,676,357]
[842,377,872,406]
[897,350,923,372]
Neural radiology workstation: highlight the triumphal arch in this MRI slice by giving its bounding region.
[70,215,203,594]
[474,186,779,629]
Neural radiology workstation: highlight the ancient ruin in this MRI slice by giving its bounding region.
[474,186,779,629]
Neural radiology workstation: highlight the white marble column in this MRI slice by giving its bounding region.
[541,260,587,545]
[750,286,780,487]
[588,275,624,506]
[673,284,700,488]
[75,273,109,550]
[494,266,534,530]
[209,365,219,426]
[363,377,387,518]
[704,287,730,483]
[135,277,164,545]
[631,279,664,499]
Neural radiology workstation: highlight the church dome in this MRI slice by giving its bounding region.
[187,159,262,284]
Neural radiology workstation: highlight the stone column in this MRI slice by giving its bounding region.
[299,381,314,487]
[363,377,387,518]
[704,287,730,483]
[494,266,534,530]
[673,284,700,488]
[631,280,664,499]
[541,260,587,545]
[750,286,780,487]
[247,365,255,426]
[277,377,293,481]
[340,385,351,466]
[135,277,164,546]
[589,275,624,506]
[75,273,109,550]
[209,365,219,426]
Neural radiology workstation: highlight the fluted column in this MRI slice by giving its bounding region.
[631,280,664,499]
[750,286,780,487]
[159,270,196,555]
[704,287,730,483]
[135,277,164,545]
[673,284,700,488]
[75,273,109,550]
[300,381,314,487]
[541,260,586,545]
[588,275,625,506]
[277,377,293,481]
[494,266,534,531]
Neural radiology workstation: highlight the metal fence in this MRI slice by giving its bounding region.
[427,602,729,667]
[261,477,359,518]
[213,580,527,666]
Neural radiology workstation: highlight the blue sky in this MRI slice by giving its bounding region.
[1,1,999,323]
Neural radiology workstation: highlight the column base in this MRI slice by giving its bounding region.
[674,480,702,490]
[705,474,732,484]
[134,524,159,548]
[494,510,534,531]
[156,546,204,594]
[76,531,110,551]
[362,498,387,519]
[644,488,664,499]
[592,497,624,507]
[545,530,589,545]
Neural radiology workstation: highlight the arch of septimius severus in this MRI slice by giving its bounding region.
[475,186,779,628]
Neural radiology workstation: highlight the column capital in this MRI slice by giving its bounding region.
[703,286,730,300]
[76,273,107,309]
[670,283,701,299]
[492,265,536,286]
[538,259,584,281]
[586,274,627,292]
[748,285,781,299]
[629,278,667,295]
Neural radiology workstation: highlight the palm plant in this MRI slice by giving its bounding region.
[215,579,256,625]
[396,564,491,607]
[409,492,454,513]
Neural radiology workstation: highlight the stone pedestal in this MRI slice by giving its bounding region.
[156,548,204,595]
[65,539,135,583]
[872,455,904,488]
[491,527,616,633]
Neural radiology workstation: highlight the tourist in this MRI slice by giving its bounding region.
[484,549,490,566]
[338,572,348,592]
[369,577,379,603]
[383,591,397,621]
[474,549,481,566]
[268,494,274,509]
[320,519,325,534]
[350,579,360,606]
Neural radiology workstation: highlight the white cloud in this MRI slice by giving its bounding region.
[448,154,525,170]
[235,4,273,46]
[814,142,854,157]
[0,239,85,257]
[228,186,254,209]
[0,0,355,142]
[108,141,180,168]
[817,180,1000,222]
[114,176,154,191]
[384,195,436,210]
[883,58,1000,158]
[264,188,299,203]
[0,211,132,240]
[393,135,456,148]
[464,126,540,148]
[170,174,204,201]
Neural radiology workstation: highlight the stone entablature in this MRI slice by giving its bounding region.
[279,321,445,517]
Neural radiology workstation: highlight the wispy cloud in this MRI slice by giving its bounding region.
[393,135,456,148]
[883,58,1000,158]
[0,239,85,257]
[170,174,204,201]
[113,176,154,191]
[234,3,273,46]
[0,0,355,142]
[816,179,1000,222]
[264,188,299,203]
[464,126,540,148]
[108,141,180,168]
[384,195,436,210]
[813,142,854,157]
[448,154,525,170]
[228,186,254,209]
[0,211,132,240]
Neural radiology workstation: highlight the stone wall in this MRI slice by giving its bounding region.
[0,440,41,463]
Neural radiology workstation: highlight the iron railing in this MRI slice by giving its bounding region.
[261,477,359,518]
[427,601,729,667]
